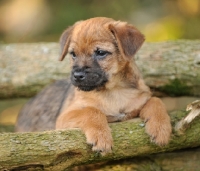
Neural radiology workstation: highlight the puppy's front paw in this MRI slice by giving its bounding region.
[140,97,172,146]
[85,127,113,155]
[145,116,172,146]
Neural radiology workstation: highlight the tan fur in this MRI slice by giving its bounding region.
[140,97,172,145]
[56,17,172,154]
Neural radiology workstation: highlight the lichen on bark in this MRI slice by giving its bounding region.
[0,111,200,170]
[1,41,200,98]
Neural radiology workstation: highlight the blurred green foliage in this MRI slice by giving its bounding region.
[0,0,200,43]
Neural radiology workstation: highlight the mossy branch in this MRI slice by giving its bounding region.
[1,41,200,98]
[1,110,200,171]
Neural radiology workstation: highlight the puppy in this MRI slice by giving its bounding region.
[56,17,172,154]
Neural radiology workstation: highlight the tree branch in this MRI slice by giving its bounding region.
[0,41,200,98]
[1,110,200,170]
[175,100,200,134]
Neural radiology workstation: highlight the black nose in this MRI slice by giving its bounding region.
[73,71,86,81]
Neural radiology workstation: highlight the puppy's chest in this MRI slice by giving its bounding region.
[61,88,145,121]
[96,89,140,117]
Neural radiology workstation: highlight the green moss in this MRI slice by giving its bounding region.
[158,79,191,96]
[0,124,14,132]
[0,84,46,99]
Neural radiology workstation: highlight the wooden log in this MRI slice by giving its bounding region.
[0,40,200,98]
[1,110,200,170]
[91,147,200,171]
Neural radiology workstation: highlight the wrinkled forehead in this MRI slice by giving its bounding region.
[70,19,115,51]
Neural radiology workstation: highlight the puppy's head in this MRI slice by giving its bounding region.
[59,17,145,91]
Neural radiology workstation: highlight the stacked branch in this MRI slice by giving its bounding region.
[0,41,200,98]
[0,109,200,170]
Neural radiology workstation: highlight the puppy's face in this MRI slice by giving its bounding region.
[59,17,145,91]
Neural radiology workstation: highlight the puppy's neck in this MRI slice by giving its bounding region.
[105,60,142,90]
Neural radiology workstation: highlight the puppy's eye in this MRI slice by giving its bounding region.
[95,49,111,59]
[70,51,76,59]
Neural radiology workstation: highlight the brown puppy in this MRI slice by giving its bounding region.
[56,17,172,154]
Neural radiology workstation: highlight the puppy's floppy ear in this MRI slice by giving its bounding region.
[59,26,74,61]
[109,22,145,59]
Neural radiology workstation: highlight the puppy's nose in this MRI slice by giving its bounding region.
[73,71,86,81]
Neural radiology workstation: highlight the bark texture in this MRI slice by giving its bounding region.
[1,111,200,171]
[0,41,200,98]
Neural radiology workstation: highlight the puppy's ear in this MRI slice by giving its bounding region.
[109,22,145,59]
[59,26,74,61]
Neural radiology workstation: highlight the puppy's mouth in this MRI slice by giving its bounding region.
[71,69,108,91]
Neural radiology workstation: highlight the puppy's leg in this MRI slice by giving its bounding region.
[140,97,172,145]
[56,107,113,154]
